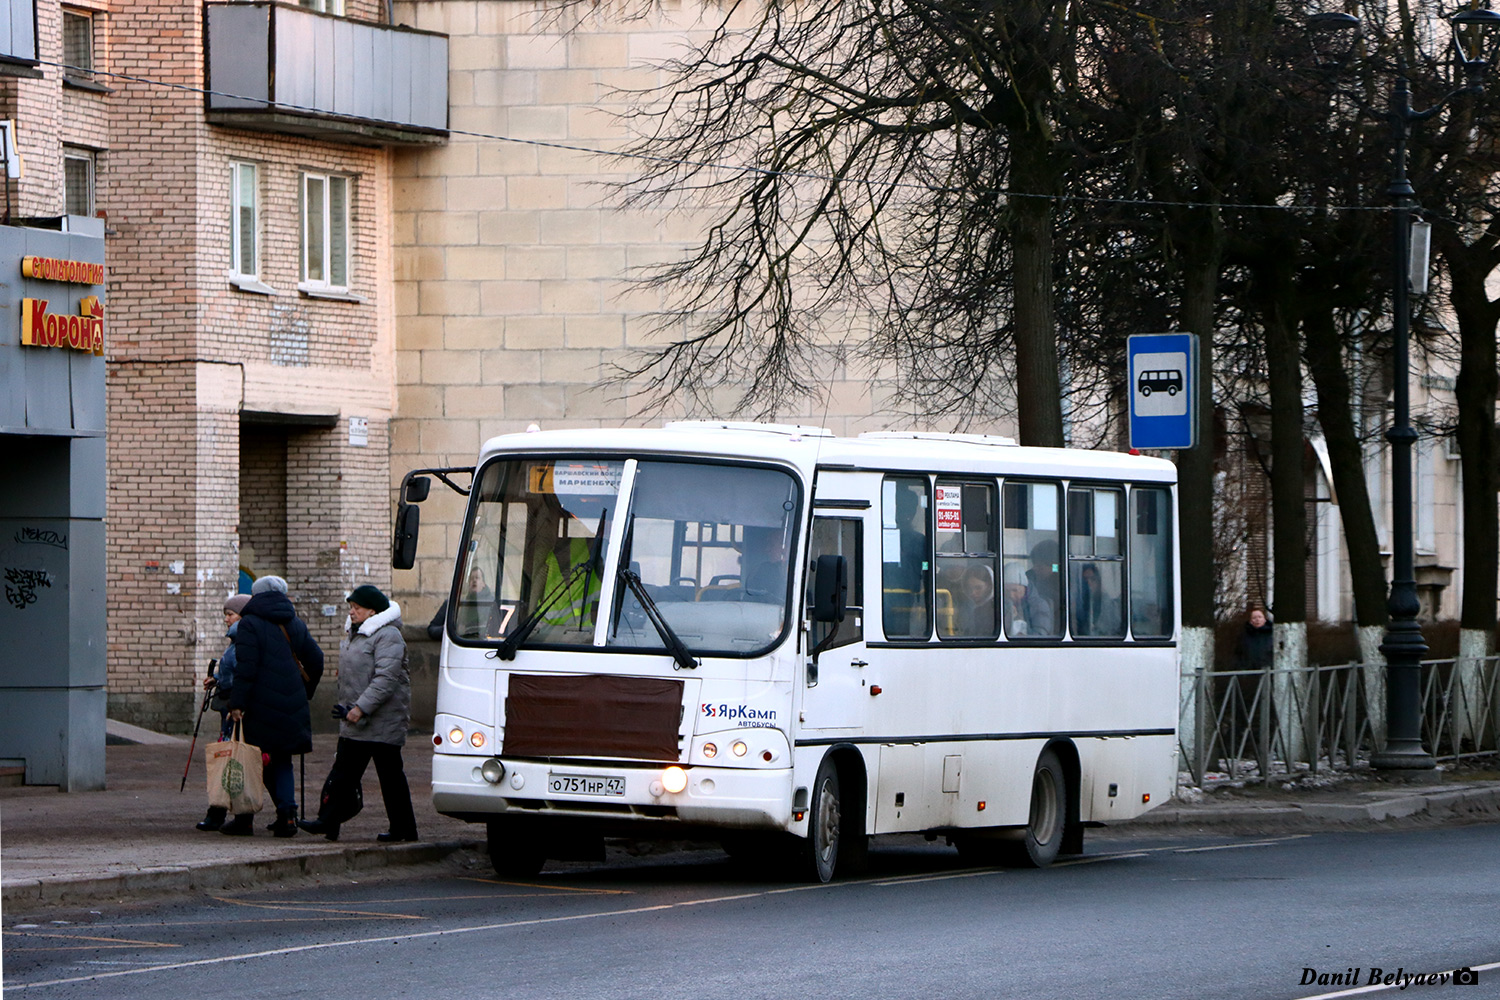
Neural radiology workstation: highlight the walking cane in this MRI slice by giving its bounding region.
[180,659,217,793]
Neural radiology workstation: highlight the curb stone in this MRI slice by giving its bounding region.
[2,840,482,909]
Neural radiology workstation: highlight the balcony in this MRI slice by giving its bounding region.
[204,2,447,146]
[0,0,39,77]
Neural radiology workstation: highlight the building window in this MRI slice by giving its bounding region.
[230,161,258,279]
[298,0,344,14]
[62,10,93,83]
[300,172,350,292]
[63,149,94,216]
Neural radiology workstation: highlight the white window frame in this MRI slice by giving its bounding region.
[230,161,258,280]
[63,148,95,217]
[298,0,345,13]
[299,171,355,298]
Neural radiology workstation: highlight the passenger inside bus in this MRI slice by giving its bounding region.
[956,565,996,636]
[883,484,930,637]
[1072,561,1122,637]
[1002,562,1030,636]
[740,528,789,602]
[1024,539,1061,636]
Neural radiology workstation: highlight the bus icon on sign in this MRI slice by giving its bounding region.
[1137,370,1182,397]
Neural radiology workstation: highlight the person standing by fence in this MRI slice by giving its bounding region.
[1235,607,1274,672]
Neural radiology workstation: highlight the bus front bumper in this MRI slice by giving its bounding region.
[431,752,795,831]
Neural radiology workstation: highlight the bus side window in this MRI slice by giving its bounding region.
[1001,480,1062,638]
[808,518,863,650]
[882,476,930,640]
[1130,486,1174,638]
[935,481,998,640]
[1067,487,1125,638]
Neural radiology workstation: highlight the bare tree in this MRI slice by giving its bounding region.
[608,0,1080,444]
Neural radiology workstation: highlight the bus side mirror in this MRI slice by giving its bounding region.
[404,476,432,503]
[812,554,847,623]
[392,502,421,570]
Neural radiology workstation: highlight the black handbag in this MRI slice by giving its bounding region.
[319,773,364,824]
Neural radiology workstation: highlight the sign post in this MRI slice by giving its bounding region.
[1127,333,1198,451]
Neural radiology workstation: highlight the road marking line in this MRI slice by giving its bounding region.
[1174,835,1310,854]
[1293,960,1500,999]
[211,897,425,920]
[1053,852,1150,866]
[457,876,632,895]
[2,931,180,949]
[872,870,1004,885]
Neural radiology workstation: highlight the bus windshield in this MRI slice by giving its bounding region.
[453,456,801,657]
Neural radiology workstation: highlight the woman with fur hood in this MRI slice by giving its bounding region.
[299,584,418,842]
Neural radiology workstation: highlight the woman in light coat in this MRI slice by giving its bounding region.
[298,584,418,842]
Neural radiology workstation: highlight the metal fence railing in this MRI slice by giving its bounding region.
[1179,656,1500,786]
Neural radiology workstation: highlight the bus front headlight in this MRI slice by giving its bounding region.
[480,758,505,784]
[662,766,688,794]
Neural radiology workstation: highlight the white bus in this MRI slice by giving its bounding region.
[400,422,1179,882]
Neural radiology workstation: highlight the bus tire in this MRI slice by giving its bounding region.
[1139,384,1152,397]
[487,820,546,878]
[801,757,843,883]
[1001,747,1066,868]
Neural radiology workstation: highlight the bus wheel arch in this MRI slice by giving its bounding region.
[800,745,867,882]
[1003,742,1073,868]
[1045,738,1085,856]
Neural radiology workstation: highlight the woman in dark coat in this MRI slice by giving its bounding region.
[224,575,324,837]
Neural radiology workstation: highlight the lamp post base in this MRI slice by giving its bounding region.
[1370,745,1436,775]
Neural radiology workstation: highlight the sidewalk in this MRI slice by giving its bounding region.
[1,726,484,910]
[5,729,1500,910]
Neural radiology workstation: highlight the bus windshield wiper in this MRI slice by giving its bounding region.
[496,507,608,661]
[618,567,699,671]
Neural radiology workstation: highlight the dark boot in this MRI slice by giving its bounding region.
[296,817,340,841]
[219,813,255,836]
[377,830,419,843]
[269,806,299,838]
[196,806,227,832]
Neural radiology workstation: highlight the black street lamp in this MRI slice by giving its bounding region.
[1310,8,1500,775]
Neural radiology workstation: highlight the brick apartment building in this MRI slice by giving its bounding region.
[31,0,448,733]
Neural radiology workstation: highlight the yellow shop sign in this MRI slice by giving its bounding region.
[22,255,105,285]
[21,295,104,355]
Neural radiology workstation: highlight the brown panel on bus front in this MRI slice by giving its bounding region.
[503,674,684,761]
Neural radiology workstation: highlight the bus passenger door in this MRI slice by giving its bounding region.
[799,499,874,733]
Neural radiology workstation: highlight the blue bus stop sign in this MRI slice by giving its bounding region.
[1127,333,1197,450]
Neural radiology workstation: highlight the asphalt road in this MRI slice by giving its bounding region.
[5,825,1500,1000]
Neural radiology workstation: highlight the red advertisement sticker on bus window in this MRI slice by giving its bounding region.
[935,485,962,530]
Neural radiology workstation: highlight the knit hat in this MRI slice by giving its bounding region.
[347,584,390,613]
[224,594,252,614]
[251,575,288,595]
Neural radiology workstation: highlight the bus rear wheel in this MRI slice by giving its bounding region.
[999,747,1066,868]
[487,820,546,878]
[801,758,842,883]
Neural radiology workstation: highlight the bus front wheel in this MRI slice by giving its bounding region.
[801,758,842,883]
[1002,747,1066,868]
[487,820,546,878]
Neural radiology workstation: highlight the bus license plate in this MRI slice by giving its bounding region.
[548,773,626,797]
